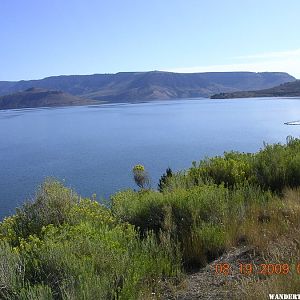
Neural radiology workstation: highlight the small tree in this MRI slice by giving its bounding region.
[132,164,150,190]
[158,167,173,192]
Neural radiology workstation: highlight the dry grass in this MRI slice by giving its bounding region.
[226,188,300,250]
[235,188,300,299]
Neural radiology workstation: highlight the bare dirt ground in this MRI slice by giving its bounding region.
[161,246,262,300]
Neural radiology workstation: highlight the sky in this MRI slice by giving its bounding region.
[1,0,300,81]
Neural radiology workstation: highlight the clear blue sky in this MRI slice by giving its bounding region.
[1,0,300,80]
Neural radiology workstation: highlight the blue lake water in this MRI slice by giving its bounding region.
[1,97,300,219]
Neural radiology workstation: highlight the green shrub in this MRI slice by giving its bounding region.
[158,168,173,192]
[163,138,300,193]
[12,179,78,242]
[112,182,279,268]
[112,185,231,266]
[183,224,226,267]
[18,284,53,300]
[16,220,179,299]
[189,152,253,187]
[132,164,150,190]
[0,241,24,299]
[0,184,180,300]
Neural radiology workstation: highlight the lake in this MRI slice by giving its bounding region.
[1,97,300,219]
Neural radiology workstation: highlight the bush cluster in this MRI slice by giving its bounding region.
[0,181,180,300]
[112,184,276,267]
[2,138,300,298]
[161,136,300,192]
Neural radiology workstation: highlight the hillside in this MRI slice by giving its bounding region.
[0,71,295,103]
[2,138,300,299]
[211,80,300,99]
[0,87,99,110]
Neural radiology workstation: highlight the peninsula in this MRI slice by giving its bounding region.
[211,80,300,99]
[0,87,98,110]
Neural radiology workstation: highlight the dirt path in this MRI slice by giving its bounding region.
[162,246,261,300]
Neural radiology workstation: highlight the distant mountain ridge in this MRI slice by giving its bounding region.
[211,80,300,99]
[0,88,98,110]
[0,71,295,103]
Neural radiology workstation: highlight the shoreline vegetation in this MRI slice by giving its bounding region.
[2,137,300,299]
